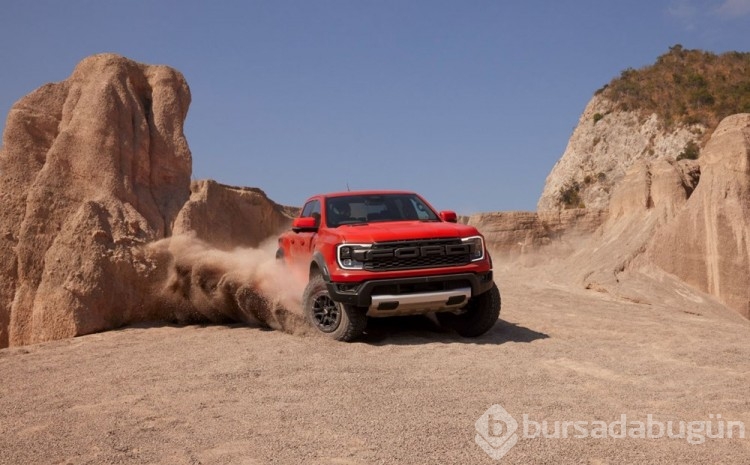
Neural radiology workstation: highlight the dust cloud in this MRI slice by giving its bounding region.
[147,235,310,335]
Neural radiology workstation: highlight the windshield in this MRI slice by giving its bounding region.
[325,193,439,227]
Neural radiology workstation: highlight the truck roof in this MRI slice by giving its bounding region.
[314,190,417,199]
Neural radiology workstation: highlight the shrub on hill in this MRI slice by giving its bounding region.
[598,45,750,136]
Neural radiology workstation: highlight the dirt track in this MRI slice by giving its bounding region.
[1,265,749,464]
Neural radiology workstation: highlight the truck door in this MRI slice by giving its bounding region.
[290,198,321,265]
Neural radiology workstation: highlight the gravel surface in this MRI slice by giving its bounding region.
[1,266,749,464]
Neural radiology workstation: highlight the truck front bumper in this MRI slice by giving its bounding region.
[326,271,494,316]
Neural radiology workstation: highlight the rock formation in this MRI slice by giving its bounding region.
[481,114,750,320]
[563,157,703,298]
[569,115,750,319]
[0,54,192,347]
[607,158,700,221]
[0,54,305,349]
[647,114,750,318]
[173,180,295,250]
[466,209,607,255]
[537,95,704,211]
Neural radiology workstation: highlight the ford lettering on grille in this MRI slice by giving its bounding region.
[352,239,472,271]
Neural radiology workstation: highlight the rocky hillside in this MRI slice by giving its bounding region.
[479,113,750,320]
[477,47,750,320]
[538,46,750,211]
[603,45,750,131]
[536,95,703,211]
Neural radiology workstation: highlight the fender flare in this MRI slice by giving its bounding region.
[311,252,331,281]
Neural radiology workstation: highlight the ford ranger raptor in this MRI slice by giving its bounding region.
[277,191,500,341]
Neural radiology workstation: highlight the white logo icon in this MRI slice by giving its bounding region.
[475,404,519,460]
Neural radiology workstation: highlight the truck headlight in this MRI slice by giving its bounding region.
[337,244,371,270]
[462,236,485,261]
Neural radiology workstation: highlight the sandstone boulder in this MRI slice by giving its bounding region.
[173,180,296,250]
[0,54,192,347]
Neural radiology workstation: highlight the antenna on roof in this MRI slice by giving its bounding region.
[346,183,351,192]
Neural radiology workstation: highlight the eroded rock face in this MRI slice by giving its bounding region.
[173,180,295,250]
[608,158,700,221]
[0,54,192,347]
[568,158,702,299]
[467,209,607,255]
[474,112,749,320]
[537,96,704,211]
[647,114,750,318]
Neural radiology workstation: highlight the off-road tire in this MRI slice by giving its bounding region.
[302,273,367,341]
[436,283,501,337]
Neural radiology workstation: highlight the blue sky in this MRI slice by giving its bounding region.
[1,1,749,213]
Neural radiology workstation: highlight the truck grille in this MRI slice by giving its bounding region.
[363,238,471,272]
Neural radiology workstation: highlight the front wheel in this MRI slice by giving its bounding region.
[302,274,367,341]
[436,283,501,337]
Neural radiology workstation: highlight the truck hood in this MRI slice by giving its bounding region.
[332,221,481,243]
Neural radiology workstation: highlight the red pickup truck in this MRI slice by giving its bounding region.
[277,190,500,341]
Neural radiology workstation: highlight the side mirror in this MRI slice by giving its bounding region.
[292,216,319,233]
[439,210,458,223]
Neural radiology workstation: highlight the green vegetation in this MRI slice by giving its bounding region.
[593,112,604,124]
[676,140,700,161]
[559,182,584,209]
[599,45,750,135]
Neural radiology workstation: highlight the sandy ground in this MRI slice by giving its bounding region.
[1,264,749,465]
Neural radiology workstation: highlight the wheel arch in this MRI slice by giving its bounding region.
[310,252,331,281]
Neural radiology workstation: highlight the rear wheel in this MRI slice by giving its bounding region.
[436,283,501,337]
[302,274,367,341]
